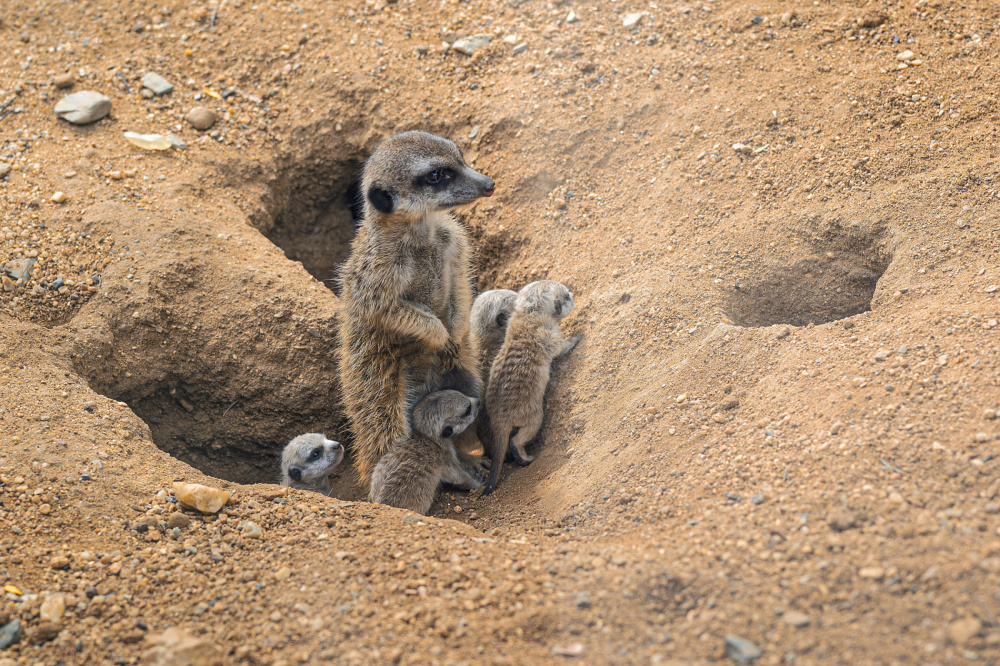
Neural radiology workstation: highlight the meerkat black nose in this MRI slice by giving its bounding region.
[330,440,342,450]
[482,179,495,197]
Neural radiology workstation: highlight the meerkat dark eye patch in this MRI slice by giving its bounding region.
[288,467,303,481]
[367,184,395,214]
[441,425,454,439]
[554,301,563,316]
[496,312,509,328]
[310,448,322,460]
[419,168,454,188]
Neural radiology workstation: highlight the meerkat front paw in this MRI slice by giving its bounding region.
[458,451,491,480]
[438,338,459,370]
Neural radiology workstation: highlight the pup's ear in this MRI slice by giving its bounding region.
[553,300,563,316]
[288,467,303,482]
[367,184,396,214]
[496,311,509,328]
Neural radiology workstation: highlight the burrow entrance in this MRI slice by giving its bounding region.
[244,142,370,295]
[724,223,892,328]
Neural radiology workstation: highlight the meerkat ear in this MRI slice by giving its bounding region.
[496,311,509,328]
[367,184,395,214]
[288,466,303,482]
[553,300,563,316]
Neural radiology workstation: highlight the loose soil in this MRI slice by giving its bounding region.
[1,0,1000,664]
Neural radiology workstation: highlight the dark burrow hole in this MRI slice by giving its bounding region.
[252,154,367,295]
[724,224,892,327]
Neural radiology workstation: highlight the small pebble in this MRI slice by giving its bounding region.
[171,482,230,514]
[782,611,809,628]
[53,73,75,89]
[0,619,22,650]
[623,13,644,29]
[51,191,68,204]
[185,107,218,130]
[947,618,982,645]
[724,635,762,664]
[241,521,263,539]
[858,566,885,580]
[451,35,492,56]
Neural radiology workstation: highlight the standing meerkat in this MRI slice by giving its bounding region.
[370,390,483,514]
[481,280,579,496]
[280,433,344,496]
[470,289,518,389]
[338,131,495,484]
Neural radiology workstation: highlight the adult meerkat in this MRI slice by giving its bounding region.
[470,289,518,389]
[280,433,344,496]
[370,390,483,514]
[339,131,495,484]
[481,280,579,496]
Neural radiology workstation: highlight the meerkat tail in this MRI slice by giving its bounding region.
[480,412,507,497]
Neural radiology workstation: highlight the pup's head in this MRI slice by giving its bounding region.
[412,390,479,441]
[362,131,495,221]
[471,289,518,343]
[282,434,343,486]
[517,280,575,320]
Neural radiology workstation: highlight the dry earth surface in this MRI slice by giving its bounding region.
[2,0,1000,663]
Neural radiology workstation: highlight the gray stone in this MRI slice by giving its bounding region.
[451,34,491,56]
[4,258,36,283]
[0,619,22,650]
[750,493,765,505]
[469,125,480,140]
[573,592,591,609]
[54,91,112,125]
[0,163,10,179]
[725,635,762,664]
[142,72,174,96]
[167,135,187,150]
[512,42,529,55]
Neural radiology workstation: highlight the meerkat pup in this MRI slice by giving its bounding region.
[370,390,483,514]
[481,280,579,496]
[280,434,344,496]
[338,131,495,484]
[470,289,518,389]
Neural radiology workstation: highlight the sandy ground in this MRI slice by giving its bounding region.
[2,0,1000,664]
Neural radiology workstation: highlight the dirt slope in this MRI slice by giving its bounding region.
[2,0,1000,664]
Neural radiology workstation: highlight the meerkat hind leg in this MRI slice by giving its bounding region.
[558,336,581,358]
[508,411,545,467]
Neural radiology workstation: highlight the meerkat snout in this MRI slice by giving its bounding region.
[280,434,344,496]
